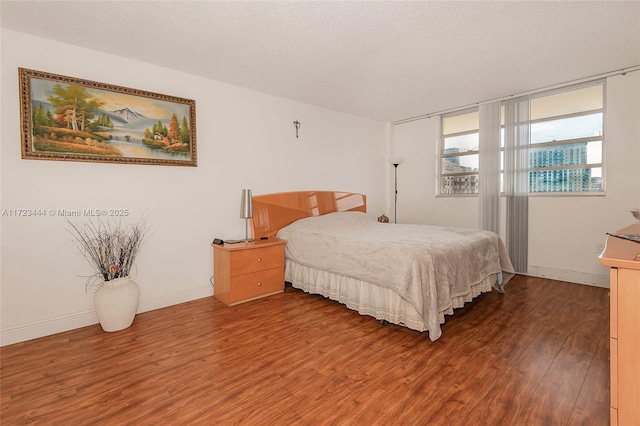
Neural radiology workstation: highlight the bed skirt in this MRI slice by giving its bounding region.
[285,259,497,340]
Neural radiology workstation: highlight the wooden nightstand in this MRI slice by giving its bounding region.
[212,238,286,306]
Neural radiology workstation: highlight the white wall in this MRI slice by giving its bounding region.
[0,29,386,345]
[392,118,478,228]
[393,72,640,288]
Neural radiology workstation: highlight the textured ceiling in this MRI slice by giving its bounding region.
[2,1,639,122]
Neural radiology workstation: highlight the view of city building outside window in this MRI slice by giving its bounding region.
[439,82,604,195]
[527,83,603,193]
[440,109,479,194]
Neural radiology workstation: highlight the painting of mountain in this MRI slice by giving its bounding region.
[111,107,146,122]
[19,68,197,167]
[103,108,158,133]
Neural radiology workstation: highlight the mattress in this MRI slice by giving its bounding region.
[277,211,515,341]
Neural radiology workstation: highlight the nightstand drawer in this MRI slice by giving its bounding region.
[229,244,284,276]
[228,267,284,304]
[212,237,286,306]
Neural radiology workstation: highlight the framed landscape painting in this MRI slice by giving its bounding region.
[18,68,197,167]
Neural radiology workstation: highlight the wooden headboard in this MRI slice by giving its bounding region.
[250,191,367,238]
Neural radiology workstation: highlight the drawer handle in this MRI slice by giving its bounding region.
[257,258,262,262]
[257,282,262,286]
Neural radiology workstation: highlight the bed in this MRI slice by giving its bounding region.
[251,191,515,341]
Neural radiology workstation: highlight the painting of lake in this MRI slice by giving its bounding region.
[19,68,197,166]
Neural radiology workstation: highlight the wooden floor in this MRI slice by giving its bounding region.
[1,275,610,425]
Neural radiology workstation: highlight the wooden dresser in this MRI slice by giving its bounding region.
[212,238,286,306]
[599,223,640,426]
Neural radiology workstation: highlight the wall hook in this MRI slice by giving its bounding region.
[293,120,301,138]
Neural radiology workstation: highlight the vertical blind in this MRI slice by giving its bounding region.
[504,98,530,274]
[478,102,501,234]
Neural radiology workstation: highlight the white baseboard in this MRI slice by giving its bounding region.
[527,265,610,288]
[0,310,99,347]
[0,284,213,347]
[137,284,213,314]
[2,268,608,346]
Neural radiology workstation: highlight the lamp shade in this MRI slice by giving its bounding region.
[240,189,253,219]
[389,157,404,166]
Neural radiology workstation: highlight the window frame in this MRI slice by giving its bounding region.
[437,81,606,196]
[438,107,480,196]
[517,81,605,195]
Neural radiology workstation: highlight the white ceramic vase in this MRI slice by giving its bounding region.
[94,276,140,332]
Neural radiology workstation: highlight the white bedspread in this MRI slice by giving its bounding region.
[277,212,515,340]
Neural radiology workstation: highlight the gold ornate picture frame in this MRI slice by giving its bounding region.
[18,68,197,167]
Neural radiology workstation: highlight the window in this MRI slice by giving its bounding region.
[439,109,479,194]
[438,82,604,195]
[526,83,604,193]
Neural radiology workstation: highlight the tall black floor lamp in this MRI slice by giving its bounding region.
[390,158,403,223]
